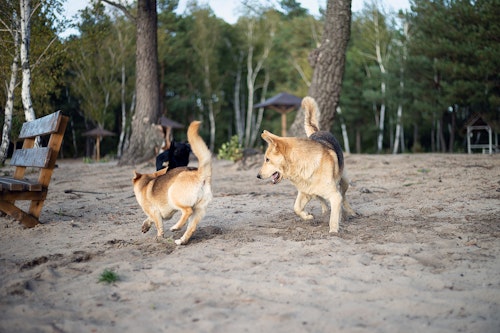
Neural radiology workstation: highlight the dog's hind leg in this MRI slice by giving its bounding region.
[175,207,206,245]
[340,176,356,217]
[327,191,343,233]
[315,196,329,215]
[294,192,314,220]
[170,206,193,231]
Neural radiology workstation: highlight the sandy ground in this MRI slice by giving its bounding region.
[0,153,499,333]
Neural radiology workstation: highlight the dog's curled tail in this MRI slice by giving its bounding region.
[187,121,212,181]
[302,96,320,137]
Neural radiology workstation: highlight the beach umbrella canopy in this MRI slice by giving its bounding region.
[254,92,302,136]
[82,127,115,161]
[158,116,185,149]
[159,116,184,129]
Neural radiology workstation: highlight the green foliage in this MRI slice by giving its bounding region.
[217,136,243,161]
[98,269,119,284]
[6,0,498,157]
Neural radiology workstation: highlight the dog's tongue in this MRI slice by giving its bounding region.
[271,172,279,184]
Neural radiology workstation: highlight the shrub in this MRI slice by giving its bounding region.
[217,135,243,161]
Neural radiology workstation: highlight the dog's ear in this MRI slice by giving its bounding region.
[152,168,167,177]
[132,170,141,181]
[261,130,279,145]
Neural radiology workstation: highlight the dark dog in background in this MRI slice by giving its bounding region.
[156,139,191,171]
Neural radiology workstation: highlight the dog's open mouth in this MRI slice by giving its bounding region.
[271,171,282,184]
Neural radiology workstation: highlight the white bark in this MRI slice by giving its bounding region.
[233,51,244,143]
[0,27,20,165]
[244,18,274,148]
[117,63,127,158]
[250,71,269,147]
[374,11,386,153]
[337,107,351,154]
[393,21,409,154]
[20,0,36,122]
[392,104,403,154]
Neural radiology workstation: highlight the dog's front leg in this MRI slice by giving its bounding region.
[340,176,356,217]
[149,212,164,239]
[328,191,343,233]
[294,192,313,220]
[141,218,153,233]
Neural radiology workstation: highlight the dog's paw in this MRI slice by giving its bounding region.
[170,226,180,231]
[174,237,186,245]
[141,224,151,233]
[344,210,359,218]
[298,212,314,220]
[329,226,339,233]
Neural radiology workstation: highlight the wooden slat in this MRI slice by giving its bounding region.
[10,147,52,168]
[18,110,61,139]
[0,179,24,191]
[0,177,42,191]
[0,190,46,201]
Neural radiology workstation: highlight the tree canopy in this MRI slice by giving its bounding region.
[1,0,498,163]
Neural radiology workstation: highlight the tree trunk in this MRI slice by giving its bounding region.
[20,0,35,123]
[289,0,352,137]
[337,107,350,154]
[249,71,269,147]
[243,18,273,148]
[439,116,446,152]
[412,122,420,152]
[355,127,361,154]
[377,102,386,152]
[392,104,403,154]
[233,51,244,143]
[448,109,455,152]
[118,0,160,165]
[117,63,127,158]
[0,27,19,165]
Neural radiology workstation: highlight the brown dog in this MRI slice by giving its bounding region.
[132,121,212,245]
[257,96,355,233]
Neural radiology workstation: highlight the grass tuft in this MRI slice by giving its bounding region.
[98,269,119,284]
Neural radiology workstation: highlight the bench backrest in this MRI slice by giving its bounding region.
[10,111,68,186]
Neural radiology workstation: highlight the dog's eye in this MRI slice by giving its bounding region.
[265,158,269,162]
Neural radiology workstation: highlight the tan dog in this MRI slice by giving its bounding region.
[132,121,212,245]
[257,96,355,233]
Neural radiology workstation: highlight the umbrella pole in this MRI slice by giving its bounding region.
[96,136,101,162]
[281,113,287,137]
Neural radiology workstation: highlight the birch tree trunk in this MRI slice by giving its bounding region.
[374,9,387,153]
[0,25,20,165]
[392,20,409,154]
[392,104,403,154]
[337,107,351,154]
[249,71,269,147]
[243,18,274,148]
[20,0,36,123]
[233,52,244,143]
[117,63,127,158]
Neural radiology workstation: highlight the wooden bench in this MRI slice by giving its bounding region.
[0,111,68,228]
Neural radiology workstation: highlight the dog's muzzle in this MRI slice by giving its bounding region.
[257,171,282,184]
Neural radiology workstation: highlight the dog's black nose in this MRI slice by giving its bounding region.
[257,174,261,179]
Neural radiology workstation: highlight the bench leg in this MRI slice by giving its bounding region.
[29,200,45,219]
[0,201,40,228]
